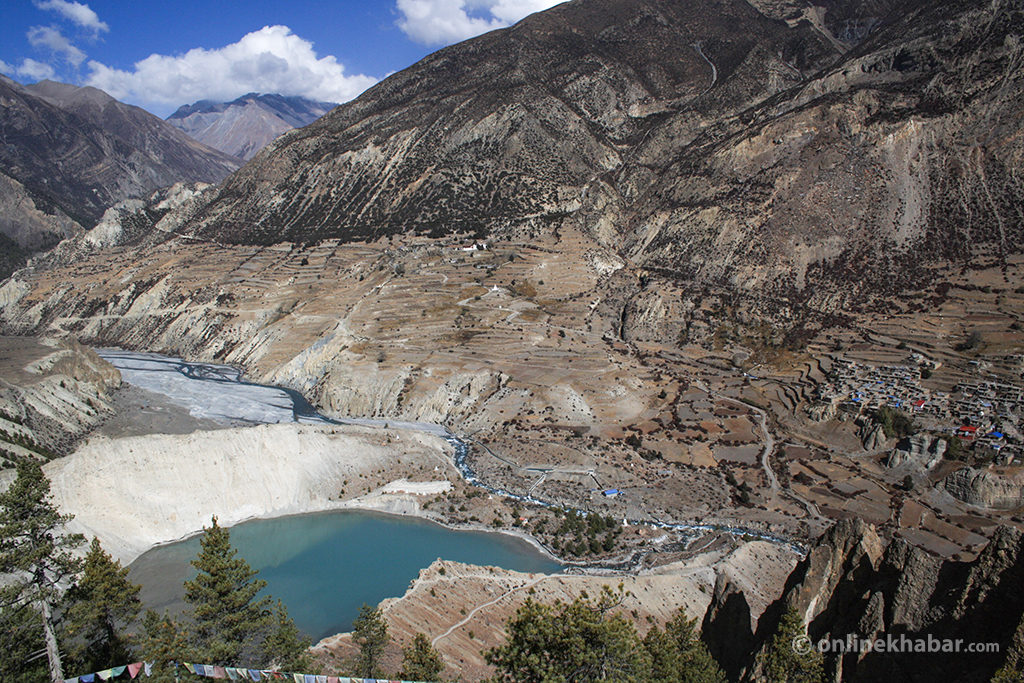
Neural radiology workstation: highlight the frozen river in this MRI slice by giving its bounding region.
[97,349,449,436]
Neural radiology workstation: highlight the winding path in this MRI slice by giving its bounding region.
[693,381,779,495]
[431,575,551,647]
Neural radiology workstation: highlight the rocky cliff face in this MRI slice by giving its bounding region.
[0,77,240,277]
[167,93,337,160]
[861,423,890,451]
[712,519,1024,682]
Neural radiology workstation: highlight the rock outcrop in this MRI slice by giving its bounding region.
[885,433,946,470]
[944,467,1024,511]
[30,182,215,269]
[730,519,1024,682]
[861,423,889,451]
[702,574,756,682]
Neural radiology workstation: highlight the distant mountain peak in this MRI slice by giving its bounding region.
[166,93,338,160]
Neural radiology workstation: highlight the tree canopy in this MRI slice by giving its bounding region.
[139,610,194,683]
[261,600,312,671]
[760,605,824,683]
[645,611,726,683]
[485,587,727,683]
[486,586,650,683]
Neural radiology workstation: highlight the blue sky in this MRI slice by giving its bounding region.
[0,0,563,117]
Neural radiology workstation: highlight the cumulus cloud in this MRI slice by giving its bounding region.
[16,58,58,81]
[84,25,377,114]
[27,25,86,66]
[396,0,564,46]
[34,0,108,34]
[0,57,58,81]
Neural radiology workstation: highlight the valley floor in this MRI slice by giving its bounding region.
[2,227,1023,679]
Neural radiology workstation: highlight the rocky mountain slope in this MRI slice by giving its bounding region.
[182,0,839,247]
[0,77,241,276]
[6,0,1021,355]
[147,0,1023,336]
[166,93,337,160]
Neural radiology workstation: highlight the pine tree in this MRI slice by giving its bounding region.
[644,626,684,683]
[399,632,444,681]
[992,613,1024,683]
[352,603,389,678]
[65,537,142,671]
[260,600,311,671]
[664,611,727,683]
[0,460,84,683]
[643,611,725,683]
[761,606,824,683]
[183,516,270,665]
[139,611,193,683]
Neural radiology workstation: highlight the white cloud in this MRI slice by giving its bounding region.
[396,0,563,46]
[16,58,58,81]
[34,0,108,34]
[27,25,86,66]
[84,25,377,115]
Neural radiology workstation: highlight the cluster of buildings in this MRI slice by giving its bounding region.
[814,358,1023,466]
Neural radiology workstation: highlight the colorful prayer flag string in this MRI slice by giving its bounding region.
[66,661,436,683]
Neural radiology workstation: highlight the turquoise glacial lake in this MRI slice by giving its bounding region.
[128,510,562,640]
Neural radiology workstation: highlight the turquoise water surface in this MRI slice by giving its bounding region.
[128,510,562,640]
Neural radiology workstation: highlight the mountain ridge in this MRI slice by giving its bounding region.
[166,92,338,160]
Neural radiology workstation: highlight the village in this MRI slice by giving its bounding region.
[814,356,1024,466]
